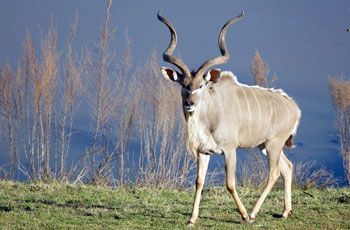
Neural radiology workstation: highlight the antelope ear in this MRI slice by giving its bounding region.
[205,69,221,82]
[160,67,180,82]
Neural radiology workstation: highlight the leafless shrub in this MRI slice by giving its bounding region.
[0,15,83,183]
[83,0,118,185]
[56,15,83,181]
[40,22,59,181]
[0,165,8,179]
[113,31,133,186]
[329,75,350,186]
[250,49,277,88]
[239,155,339,189]
[0,63,18,180]
[293,160,339,188]
[17,31,38,179]
[17,25,59,182]
[238,150,269,189]
[130,52,195,188]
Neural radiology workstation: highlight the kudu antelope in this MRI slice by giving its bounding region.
[158,10,301,226]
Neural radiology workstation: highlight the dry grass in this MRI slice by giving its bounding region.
[329,75,350,186]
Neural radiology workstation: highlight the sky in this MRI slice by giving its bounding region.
[0,0,350,181]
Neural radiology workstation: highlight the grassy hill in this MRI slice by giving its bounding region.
[0,181,349,229]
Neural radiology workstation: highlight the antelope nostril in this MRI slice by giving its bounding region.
[186,101,194,107]
[184,100,195,112]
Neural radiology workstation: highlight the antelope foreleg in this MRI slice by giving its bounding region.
[188,153,210,226]
[224,149,248,221]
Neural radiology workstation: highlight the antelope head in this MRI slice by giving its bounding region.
[158,10,244,116]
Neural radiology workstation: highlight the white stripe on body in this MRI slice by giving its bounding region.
[249,87,262,135]
[278,95,291,130]
[266,92,273,137]
[242,88,252,138]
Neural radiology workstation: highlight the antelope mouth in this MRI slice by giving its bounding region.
[185,105,195,112]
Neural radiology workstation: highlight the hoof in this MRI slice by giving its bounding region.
[282,210,292,219]
[187,222,195,227]
[244,215,255,224]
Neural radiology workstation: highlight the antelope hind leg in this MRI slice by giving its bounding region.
[259,148,294,219]
[279,151,293,218]
[248,140,283,222]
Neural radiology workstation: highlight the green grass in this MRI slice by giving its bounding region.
[0,181,349,229]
